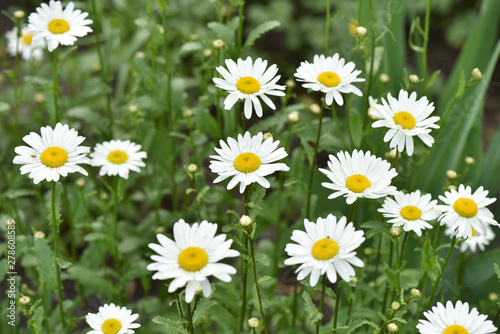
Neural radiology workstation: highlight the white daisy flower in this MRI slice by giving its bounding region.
[27,0,93,52]
[213,56,285,119]
[319,150,397,205]
[90,140,147,179]
[284,214,365,287]
[371,90,440,156]
[85,303,140,334]
[5,26,45,61]
[294,53,365,106]
[147,219,239,303]
[13,123,91,184]
[445,224,496,253]
[209,132,290,193]
[437,184,498,240]
[379,190,440,237]
[417,300,497,334]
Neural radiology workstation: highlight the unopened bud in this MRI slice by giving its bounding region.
[385,148,401,160]
[157,25,165,35]
[391,301,401,310]
[471,68,483,81]
[248,318,260,328]
[203,48,212,57]
[187,164,198,173]
[6,219,15,227]
[14,10,25,19]
[263,132,273,141]
[364,247,373,256]
[446,170,457,179]
[240,215,253,227]
[309,103,321,115]
[183,109,193,118]
[128,104,138,113]
[390,226,402,237]
[100,192,109,200]
[409,74,420,84]
[135,51,145,59]
[379,73,390,83]
[465,157,475,165]
[355,26,368,39]
[285,79,295,88]
[76,178,85,187]
[489,292,498,302]
[212,39,225,49]
[155,226,165,234]
[19,296,31,305]
[91,61,101,73]
[195,281,203,294]
[447,185,457,191]
[387,323,399,333]
[367,97,381,121]
[410,288,421,299]
[287,111,299,123]
[350,276,358,284]
[34,231,46,239]
[220,6,230,17]
[34,92,46,103]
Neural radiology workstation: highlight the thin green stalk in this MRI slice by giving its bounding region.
[291,280,299,327]
[420,0,431,83]
[248,228,269,334]
[52,48,60,123]
[333,283,341,330]
[381,241,393,314]
[13,20,21,141]
[237,1,245,55]
[331,104,349,148]
[306,106,324,219]
[113,177,121,275]
[217,0,223,23]
[316,276,327,334]
[175,292,186,328]
[427,236,456,309]
[186,300,195,334]
[325,0,330,55]
[379,295,414,334]
[493,306,499,325]
[364,0,376,112]
[50,182,66,330]
[347,202,357,225]
[239,189,250,331]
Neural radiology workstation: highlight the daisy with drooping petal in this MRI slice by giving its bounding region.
[417,300,497,334]
[319,150,397,205]
[27,0,93,52]
[213,56,285,119]
[437,184,498,240]
[445,224,495,253]
[379,190,440,236]
[147,219,239,303]
[5,26,45,61]
[13,123,91,184]
[209,132,290,193]
[294,53,365,106]
[371,90,440,156]
[90,140,147,179]
[85,303,140,334]
[284,214,365,287]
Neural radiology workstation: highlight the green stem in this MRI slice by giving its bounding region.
[379,295,414,334]
[493,306,499,325]
[316,276,327,334]
[52,48,60,123]
[175,293,186,326]
[364,0,376,108]
[427,236,456,309]
[420,0,431,83]
[13,21,21,141]
[325,0,330,55]
[237,1,245,55]
[239,189,250,331]
[186,300,195,334]
[333,283,341,330]
[113,177,121,275]
[248,228,269,334]
[347,202,357,225]
[381,240,393,314]
[217,0,223,22]
[306,106,324,219]
[291,280,299,327]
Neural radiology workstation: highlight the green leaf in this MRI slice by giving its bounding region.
[47,182,63,227]
[425,70,441,90]
[455,68,466,98]
[193,295,217,326]
[28,305,44,334]
[4,189,37,199]
[302,291,322,325]
[300,137,314,167]
[243,20,281,49]
[258,275,271,284]
[345,318,380,334]
[67,265,118,297]
[207,22,235,45]
[422,235,437,281]
[152,316,189,334]
[207,304,238,332]
[196,186,210,204]
[347,108,363,148]
[34,238,57,290]
[0,102,10,113]
[55,257,72,269]
[494,263,500,282]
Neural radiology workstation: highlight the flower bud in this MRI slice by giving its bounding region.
[390,226,402,237]
[446,170,457,180]
[410,288,421,299]
[155,226,165,234]
[19,296,31,305]
[350,276,358,285]
[287,111,300,123]
[409,74,420,84]
[157,25,165,35]
[387,323,399,332]
[128,104,138,113]
[248,318,260,328]
[465,157,475,165]
[391,301,401,310]
[447,185,457,191]
[355,26,368,39]
[309,103,321,115]
[188,164,198,173]
[285,79,295,88]
[34,92,46,104]
[385,148,401,160]
[135,51,145,59]
[14,10,25,19]
[195,281,203,294]
[367,97,381,121]
[183,109,193,118]
[239,215,253,227]
[190,34,198,40]
[212,39,225,49]
[471,68,483,81]
[379,73,390,83]
[76,178,85,187]
[489,292,498,302]
[100,192,109,200]
[34,231,46,239]
[5,218,15,227]
[263,132,273,141]
[364,247,373,256]
[203,48,213,57]
[91,61,102,73]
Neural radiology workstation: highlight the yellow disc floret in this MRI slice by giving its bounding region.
[48,19,70,34]
[21,33,35,45]
[234,153,261,173]
[312,238,339,260]
[453,198,478,218]
[101,319,122,334]
[345,174,371,193]
[178,247,208,272]
[393,111,416,130]
[40,147,68,168]
[443,324,468,334]
[236,77,261,94]
[107,150,128,164]
[400,205,422,220]
[317,71,341,87]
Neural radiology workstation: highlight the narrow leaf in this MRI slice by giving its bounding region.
[243,20,280,49]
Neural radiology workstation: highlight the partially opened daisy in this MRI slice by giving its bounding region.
[28,0,93,52]
[445,224,495,253]
[85,303,140,334]
[13,123,91,184]
[213,56,285,119]
[5,26,45,61]
[437,184,498,240]
[371,90,440,156]
[209,132,290,193]
[294,53,364,106]
[147,219,239,303]
[417,300,497,334]
[319,150,397,204]
[284,214,365,286]
[379,190,440,236]
[91,140,147,179]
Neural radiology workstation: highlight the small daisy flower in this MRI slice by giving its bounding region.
[379,190,440,236]
[5,26,45,61]
[319,150,397,205]
[417,300,497,334]
[90,140,147,179]
[147,219,239,303]
[13,123,91,184]
[371,90,440,156]
[85,303,140,334]
[437,184,498,240]
[284,214,365,286]
[213,57,285,119]
[209,132,290,193]
[446,224,496,253]
[294,54,365,106]
[27,0,93,52]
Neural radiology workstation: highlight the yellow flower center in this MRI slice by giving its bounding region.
[236,76,261,94]
[233,153,261,173]
[21,33,35,45]
[40,147,68,168]
[345,174,371,193]
[472,228,477,236]
[48,19,70,34]
[101,319,122,334]
[107,150,128,164]
[317,71,341,87]
[443,324,468,334]
[453,198,478,218]
[393,111,416,130]
[400,205,422,220]
[312,238,339,260]
[178,247,208,272]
